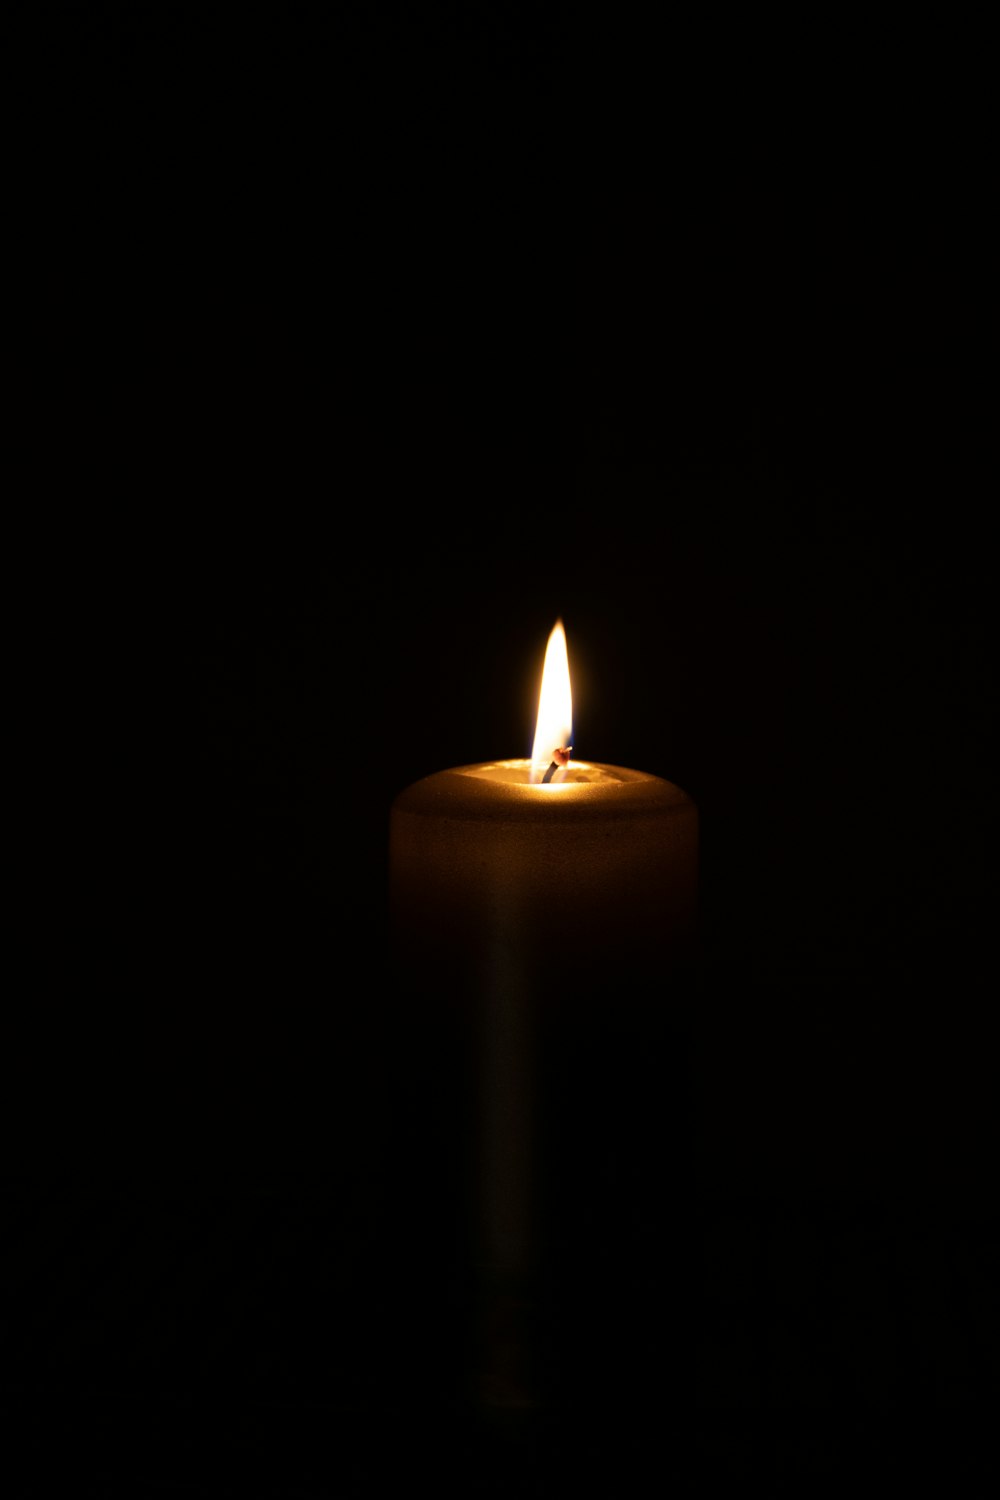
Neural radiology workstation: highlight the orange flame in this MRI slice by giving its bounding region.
[530,619,573,783]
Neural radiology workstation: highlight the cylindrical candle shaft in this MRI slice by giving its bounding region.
[388,759,698,1409]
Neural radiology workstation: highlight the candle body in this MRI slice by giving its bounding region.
[391,761,697,972]
[388,762,698,1408]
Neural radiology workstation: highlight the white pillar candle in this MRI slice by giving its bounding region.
[388,622,698,1407]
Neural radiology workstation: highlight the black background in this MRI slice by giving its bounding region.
[10,7,995,1493]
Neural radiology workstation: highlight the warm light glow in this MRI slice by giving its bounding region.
[530,619,573,783]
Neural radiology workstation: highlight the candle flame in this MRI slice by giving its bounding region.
[530,619,573,783]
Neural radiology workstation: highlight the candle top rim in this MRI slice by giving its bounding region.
[392,760,694,824]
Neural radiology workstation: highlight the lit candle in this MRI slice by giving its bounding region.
[389,620,698,1408]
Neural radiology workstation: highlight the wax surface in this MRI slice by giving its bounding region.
[457,758,625,787]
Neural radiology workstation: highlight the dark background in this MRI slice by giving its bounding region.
[10,7,995,1492]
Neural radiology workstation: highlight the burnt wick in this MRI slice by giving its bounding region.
[541,746,572,784]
